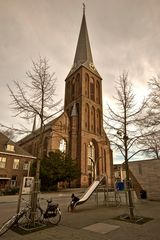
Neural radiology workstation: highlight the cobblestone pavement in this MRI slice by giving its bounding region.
[0,191,160,240]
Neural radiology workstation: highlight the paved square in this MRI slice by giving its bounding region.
[83,222,120,234]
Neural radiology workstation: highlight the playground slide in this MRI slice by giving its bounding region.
[75,175,105,207]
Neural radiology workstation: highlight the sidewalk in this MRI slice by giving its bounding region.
[0,192,160,240]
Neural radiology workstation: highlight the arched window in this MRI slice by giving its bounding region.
[88,142,96,181]
[96,109,101,134]
[71,78,75,100]
[85,103,89,131]
[59,139,67,153]
[76,74,80,97]
[96,80,100,104]
[91,106,95,133]
[88,142,95,166]
[85,73,89,97]
[90,77,95,101]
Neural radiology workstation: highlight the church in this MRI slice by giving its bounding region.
[18,7,113,188]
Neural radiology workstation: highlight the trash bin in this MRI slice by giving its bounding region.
[116,181,124,191]
[140,190,147,199]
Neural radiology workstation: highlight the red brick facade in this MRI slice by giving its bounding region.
[18,11,114,188]
[0,132,36,191]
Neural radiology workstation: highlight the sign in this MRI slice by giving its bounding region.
[22,177,34,194]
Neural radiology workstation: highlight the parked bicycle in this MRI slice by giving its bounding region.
[0,197,61,236]
[36,197,61,225]
[0,198,31,236]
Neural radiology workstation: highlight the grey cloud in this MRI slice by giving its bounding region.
[0,0,160,131]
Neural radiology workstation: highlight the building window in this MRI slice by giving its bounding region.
[23,162,29,170]
[59,139,67,153]
[88,142,95,163]
[0,157,6,168]
[11,175,17,187]
[96,80,100,104]
[75,74,80,97]
[13,159,19,169]
[96,109,101,134]
[6,144,15,152]
[90,78,95,101]
[88,142,96,181]
[85,73,89,97]
[91,106,95,132]
[85,103,89,131]
[71,78,75,100]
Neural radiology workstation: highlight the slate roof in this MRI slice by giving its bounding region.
[17,112,66,145]
[0,132,36,158]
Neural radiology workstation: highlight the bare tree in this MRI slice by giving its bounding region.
[139,132,160,159]
[137,76,160,159]
[147,76,160,126]
[104,72,147,220]
[8,56,62,222]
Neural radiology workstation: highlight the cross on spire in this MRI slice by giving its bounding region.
[83,2,85,14]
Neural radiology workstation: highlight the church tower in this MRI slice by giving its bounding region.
[64,6,113,187]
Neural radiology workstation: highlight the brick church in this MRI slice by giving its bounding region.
[18,8,113,188]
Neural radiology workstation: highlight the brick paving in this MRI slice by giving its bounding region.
[0,192,160,240]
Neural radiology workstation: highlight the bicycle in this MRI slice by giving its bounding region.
[0,197,61,236]
[0,198,31,236]
[36,197,61,225]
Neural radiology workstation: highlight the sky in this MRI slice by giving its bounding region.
[0,0,160,163]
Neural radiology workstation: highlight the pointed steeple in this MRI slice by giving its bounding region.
[67,5,100,77]
[73,5,93,67]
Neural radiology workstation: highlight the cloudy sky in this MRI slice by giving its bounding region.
[0,0,160,162]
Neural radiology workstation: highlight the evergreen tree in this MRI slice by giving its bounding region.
[39,151,80,191]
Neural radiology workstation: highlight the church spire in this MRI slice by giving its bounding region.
[83,2,85,14]
[67,5,101,78]
[73,5,93,67]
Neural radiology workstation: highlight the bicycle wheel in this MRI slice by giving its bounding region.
[18,211,31,226]
[0,215,16,236]
[18,208,42,225]
[48,208,61,225]
[35,207,43,223]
